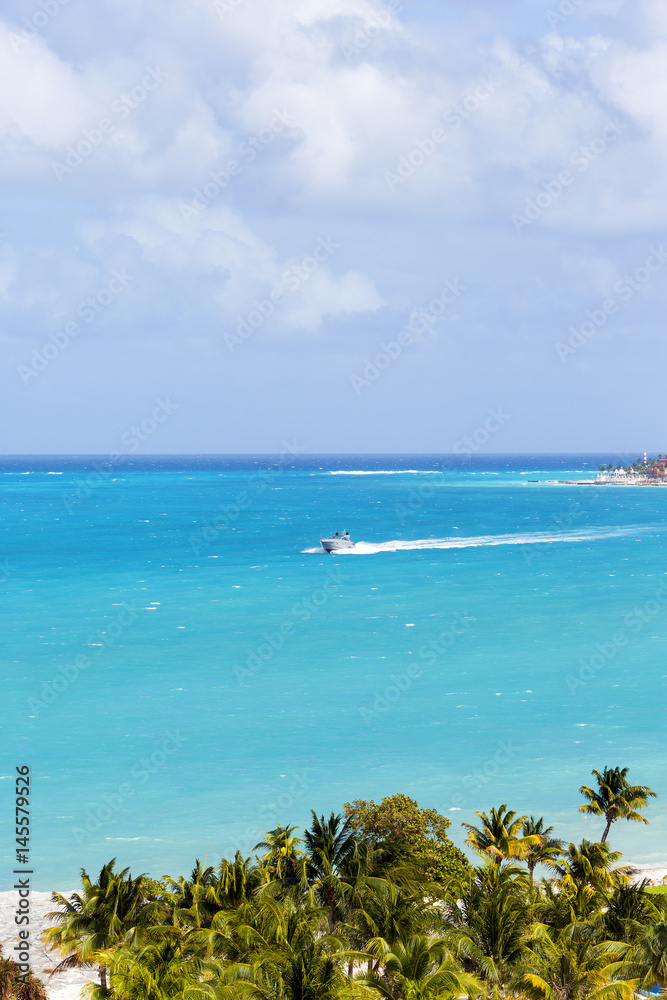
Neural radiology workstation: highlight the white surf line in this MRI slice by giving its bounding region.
[324,470,445,475]
[303,524,653,555]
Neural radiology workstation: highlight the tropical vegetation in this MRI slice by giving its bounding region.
[41,773,663,1000]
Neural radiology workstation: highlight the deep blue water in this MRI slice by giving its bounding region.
[2,454,666,889]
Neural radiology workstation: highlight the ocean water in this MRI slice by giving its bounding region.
[2,454,666,890]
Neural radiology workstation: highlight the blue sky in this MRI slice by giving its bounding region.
[1,0,666,453]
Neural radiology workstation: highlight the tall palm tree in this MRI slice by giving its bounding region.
[305,812,359,881]
[579,767,657,843]
[514,922,635,1000]
[45,860,154,989]
[301,812,360,933]
[547,841,632,924]
[442,861,531,988]
[521,818,563,884]
[554,840,632,891]
[462,806,542,865]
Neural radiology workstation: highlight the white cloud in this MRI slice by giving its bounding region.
[281,268,385,332]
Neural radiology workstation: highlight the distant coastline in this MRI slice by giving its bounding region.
[535,453,667,485]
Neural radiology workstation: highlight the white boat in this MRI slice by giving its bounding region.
[320,531,354,553]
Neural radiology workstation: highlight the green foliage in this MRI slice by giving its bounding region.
[579,767,657,843]
[418,838,471,886]
[0,949,47,1000]
[45,773,664,1000]
[343,794,470,887]
[462,805,543,865]
[344,794,451,843]
[45,859,157,988]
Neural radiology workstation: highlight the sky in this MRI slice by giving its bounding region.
[1,0,666,454]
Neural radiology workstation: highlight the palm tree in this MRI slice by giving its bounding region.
[0,949,47,1000]
[548,840,633,924]
[579,767,657,843]
[301,812,360,933]
[620,920,667,990]
[254,825,306,885]
[305,812,359,880]
[45,860,154,989]
[225,895,367,1000]
[443,860,531,988]
[462,806,542,865]
[514,922,635,1000]
[162,861,223,931]
[596,881,664,944]
[521,818,563,884]
[95,938,220,1000]
[217,853,263,908]
[361,933,483,999]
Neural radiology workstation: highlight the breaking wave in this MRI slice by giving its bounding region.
[324,470,445,475]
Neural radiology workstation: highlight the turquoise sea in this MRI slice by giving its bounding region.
[2,454,666,890]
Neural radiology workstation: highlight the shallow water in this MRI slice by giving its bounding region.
[2,454,665,889]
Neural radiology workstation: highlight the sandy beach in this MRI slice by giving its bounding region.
[0,891,98,1000]
[2,864,666,1000]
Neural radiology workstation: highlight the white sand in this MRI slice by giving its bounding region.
[2,866,666,999]
[0,891,98,1000]
[629,862,667,885]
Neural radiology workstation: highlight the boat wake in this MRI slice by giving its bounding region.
[302,525,648,555]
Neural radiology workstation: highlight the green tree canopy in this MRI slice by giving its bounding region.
[344,794,470,886]
[462,804,542,865]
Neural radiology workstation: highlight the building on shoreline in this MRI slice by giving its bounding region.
[595,454,667,484]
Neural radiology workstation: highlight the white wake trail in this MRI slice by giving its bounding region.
[302,525,649,555]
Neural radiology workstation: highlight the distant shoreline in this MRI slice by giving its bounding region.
[528,479,667,486]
